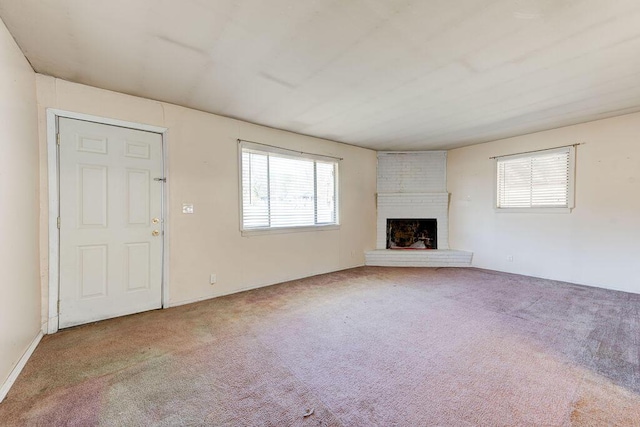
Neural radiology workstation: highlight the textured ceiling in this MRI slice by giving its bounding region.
[2,0,640,150]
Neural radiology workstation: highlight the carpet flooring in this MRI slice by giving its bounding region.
[1,267,639,426]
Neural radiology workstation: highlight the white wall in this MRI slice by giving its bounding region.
[36,76,377,322]
[448,112,640,293]
[0,18,41,393]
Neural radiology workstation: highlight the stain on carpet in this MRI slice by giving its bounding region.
[1,267,638,426]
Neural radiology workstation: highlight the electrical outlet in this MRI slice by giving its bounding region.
[507,255,514,262]
[210,274,217,284]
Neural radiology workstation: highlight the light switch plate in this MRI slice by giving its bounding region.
[182,204,194,214]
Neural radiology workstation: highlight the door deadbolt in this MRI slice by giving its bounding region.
[152,218,160,224]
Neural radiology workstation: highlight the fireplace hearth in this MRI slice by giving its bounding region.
[386,218,437,250]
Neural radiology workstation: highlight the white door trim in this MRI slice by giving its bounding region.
[46,109,169,334]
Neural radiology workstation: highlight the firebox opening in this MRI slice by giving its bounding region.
[386,218,437,250]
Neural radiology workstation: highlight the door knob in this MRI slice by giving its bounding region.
[152,230,160,236]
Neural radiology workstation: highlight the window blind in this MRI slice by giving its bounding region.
[241,144,338,230]
[497,147,571,209]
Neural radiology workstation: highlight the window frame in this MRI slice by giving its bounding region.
[494,146,576,213]
[238,140,340,236]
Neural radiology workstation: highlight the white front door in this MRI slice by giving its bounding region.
[58,117,164,328]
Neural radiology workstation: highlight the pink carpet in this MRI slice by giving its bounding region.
[1,267,639,426]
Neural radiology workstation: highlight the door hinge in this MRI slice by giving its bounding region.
[56,133,60,146]
[57,300,60,313]
[57,217,61,229]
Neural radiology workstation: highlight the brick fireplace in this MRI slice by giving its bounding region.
[365,151,472,267]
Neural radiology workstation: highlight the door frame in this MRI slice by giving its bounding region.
[46,109,169,334]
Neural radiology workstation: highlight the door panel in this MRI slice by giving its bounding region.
[78,164,108,227]
[78,245,108,298]
[58,117,163,328]
[125,242,150,291]
[126,168,150,225]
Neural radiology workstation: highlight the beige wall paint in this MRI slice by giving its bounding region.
[0,19,41,389]
[36,76,377,323]
[448,112,640,293]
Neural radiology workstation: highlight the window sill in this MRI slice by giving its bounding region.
[241,224,340,237]
[494,207,572,214]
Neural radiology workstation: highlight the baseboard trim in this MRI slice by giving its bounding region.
[0,331,43,403]
[166,263,366,309]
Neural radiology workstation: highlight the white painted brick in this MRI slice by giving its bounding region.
[374,151,473,263]
[377,193,450,249]
[364,250,473,267]
[377,152,447,193]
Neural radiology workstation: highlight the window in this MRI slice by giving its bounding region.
[240,141,339,232]
[496,146,575,210]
